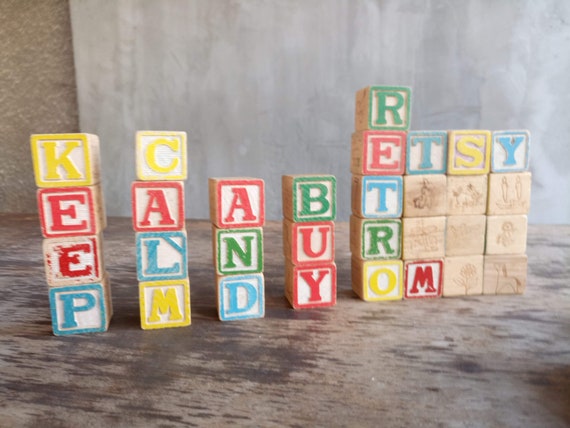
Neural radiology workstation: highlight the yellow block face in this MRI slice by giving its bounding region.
[447,130,491,175]
[139,279,191,329]
[363,260,403,301]
[136,131,187,181]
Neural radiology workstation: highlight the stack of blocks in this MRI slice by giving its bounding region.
[132,131,191,329]
[282,175,337,309]
[209,178,265,321]
[31,133,112,335]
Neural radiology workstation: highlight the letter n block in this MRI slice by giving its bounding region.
[136,231,188,281]
[139,279,191,329]
[406,131,447,175]
[285,262,337,309]
[351,131,406,175]
[213,227,263,275]
[354,86,411,131]
[136,131,187,181]
[351,258,403,301]
[349,216,401,260]
[132,181,185,231]
[447,130,492,175]
[283,220,334,265]
[282,175,336,222]
[217,274,265,321]
[209,178,265,228]
[351,175,403,218]
[404,259,443,299]
[491,130,530,173]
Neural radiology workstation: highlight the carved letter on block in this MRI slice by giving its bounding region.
[351,131,406,175]
[282,175,336,223]
[491,130,530,173]
[349,216,401,260]
[136,231,188,281]
[132,181,185,231]
[404,259,443,299]
[285,262,337,309]
[217,273,265,321]
[354,86,411,131]
[283,220,334,265]
[136,131,187,181]
[447,130,492,175]
[139,279,191,329]
[352,175,403,218]
[406,131,447,175]
[351,258,403,302]
[214,227,263,275]
[209,178,265,228]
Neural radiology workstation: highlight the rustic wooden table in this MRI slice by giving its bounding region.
[0,214,568,427]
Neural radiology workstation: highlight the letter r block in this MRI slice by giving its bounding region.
[404,259,443,299]
[354,86,411,131]
[283,220,334,266]
[217,273,265,321]
[406,131,448,175]
[139,279,191,329]
[213,227,263,275]
[351,131,406,175]
[136,131,187,181]
[132,181,185,231]
[285,262,337,309]
[352,258,403,302]
[282,175,336,222]
[350,216,401,260]
[209,178,265,228]
[351,175,403,218]
[491,130,530,172]
[447,130,492,175]
[136,231,188,281]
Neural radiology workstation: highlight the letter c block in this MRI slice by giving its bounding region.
[136,131,187,181]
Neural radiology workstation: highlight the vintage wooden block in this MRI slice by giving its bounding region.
[43,234,104,286]
[403,174,447,217]
[404,259,443,299]
[136,230,188,281]
[285,262,337,309]
[402,216,446,260]
[351,258,403,302]
[487,172,531,215]
[282,175,336,222]
[349,216,401,260]
[351,175,403,218]
[139,279,191,329]
[213,227,263,275]
[217,273,264,321]
[447,130,492,175]
[483,255,527,295]
[442,255,484,297]
[350,130,406,175]
[132,181,185,231]
[136,131,187,181]
[354,85,411,131]
[446,175,488,215]
[406,130,448,175]
[485,215,528,255]
[283,220,334,265]
[37,185,106,238]
[491,130,530,173]
[31,133,101,188]
[445,215,486,256]
[208,178,265,228]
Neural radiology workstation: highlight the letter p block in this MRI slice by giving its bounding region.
[136,131,187,181]
[282,175,336,223]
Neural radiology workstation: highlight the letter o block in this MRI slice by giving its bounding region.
[352,258,403,302]
[136,131,187,181]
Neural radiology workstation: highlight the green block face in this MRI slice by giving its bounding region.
[216,228,263,275]
[368,86,411,131]
[361,219,402,260]
[292,176,336,222]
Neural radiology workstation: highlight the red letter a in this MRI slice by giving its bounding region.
[140,190,175,226]
[224,187,256,223]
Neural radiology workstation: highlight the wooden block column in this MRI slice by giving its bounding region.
[31,133,112,335]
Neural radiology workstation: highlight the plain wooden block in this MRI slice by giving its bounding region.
[136,230,188,281]
[403,174,447,217]
[351,257,403,302]
[445,215,486,256]
[139,279,191,329]
[402,216,446,260]
[483,255,527,295]
[213,226,263,275]
[442,255,484,297]
[446,175,488,215]
[351,175,403,218]
[487,172,531,215]
[136,131,187,181]
[349,215,401,260]
[31,133,101,188]
[485,215,528,255]
[491,130,530,173]
[447,130,492,175]
[208,177,265,228]
[406,130,448,175]
[217,273,265,321]
[37,185,106,238]
[404,259,443,299]
[282,175,336,222]
[283,219,334,265]
[354,85,411,131]
[350,130,406,175]
[132,181,185,231]
[285,261,337,309]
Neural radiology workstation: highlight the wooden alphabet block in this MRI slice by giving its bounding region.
[213,227,263,275]
[132,181,185,231]
[283,220,334,265]
[217,273,265,320]
[404,259,443,299]
[136,230,188,281]
[403,174,447,217]
[483,255,527,295]
[447,130,492,175]
[442,255,484,297]
[351,258,403,302]
[487,172,531,215]
[37,185,106,238]
[350,130,406,175]
[351,175,403,218]
[285,262,337,309]
[208,178,265,228]
[31,133,101,188]
[445,215,486,256]
[282,175,336,222]
[139,279,191,329]
[491,130,530,173]
[349,216,401,260]
[354,86,411,131]
[402,216,446,260]
[136,131,187,181]
[406,130,448,175]
[446,175,488,215]
[485,215,527,255]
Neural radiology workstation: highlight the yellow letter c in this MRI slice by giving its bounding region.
[145,138,180,173]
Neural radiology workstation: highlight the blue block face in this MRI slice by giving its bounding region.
[136,231,188,281]
[360,176,403,218]
[406,131,448,175]
[492,130,530,172]
[218,274,265,321]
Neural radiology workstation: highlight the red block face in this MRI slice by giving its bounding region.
[286,263,337,309]
[131,181,185,231]
[289,221,335,265]
[354,131,407,175]
[213,179,265,228]
[404,259,443,299]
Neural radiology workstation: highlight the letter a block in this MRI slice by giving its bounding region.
[217,274,265,321]
[283,220,334,265]
[406,131,447,175]
[491,130,530,173]
[349,216,401,260]
[214,227,263,275]
[132,181,185,231]
[282,175,336,222]
[404,259,443,299]
[447,130,492,175]
[351,175,403,218]
[285,262,337,309]
[136,231,188,281]
[139,279,191,329]
[351,258,403,302]
[354,86,411,131]
[209,178,265,228]
[351,131,406,175]
[136,131,187,181]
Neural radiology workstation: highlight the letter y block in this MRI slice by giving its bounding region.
[285,262,337,309]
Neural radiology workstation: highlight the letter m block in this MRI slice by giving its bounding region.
[404,259,443,299]
[136,131,187,181]
[209,178,265,228]
[139,279,191,329]
[355,86,411,131]
[282,175,336,223]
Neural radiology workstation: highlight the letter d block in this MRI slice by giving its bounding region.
[214,227,263,275]
[209,178,265,228]
[139,279,191,329]
[350,216,401,260]
[351,131,406,175]
[282,175,336,222]
[447,130,492,175]
[404,259,443,299]
[491,130,530,172]
[132,181,185,231]
[354,86,411,131]
[136,131,187,181]
[283,220,334,265]
[136,231,188,281]
[285,262,337,309]
[352,258,403,302]
[351,175,403,218]
[217,274,264,321]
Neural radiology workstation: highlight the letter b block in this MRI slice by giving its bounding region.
[139,279,191,329]
[285,262,337,309]
[282,175,336,222]
[132,181,185,231]
[136,131,187,181]
[447,130,492,175]
[354,86,411,131]
[209,178,265,228]
[217,274,265,321]
[404,259,443,299]
[214,227,263,275]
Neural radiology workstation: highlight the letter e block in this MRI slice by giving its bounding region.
[443,255,483,297]
[352,175,403,218]
[354,86,411,131]
[285,262,337,309]
[139,279,191,329]
[136,131,187,181]
[349,216,401,260]
[136,231,188,281]
[214,227,263,275]
[132,181,185,231]
[483,255,527,295]
[282,175,336,222]
[283,220,334,265]
[351,131,406,175]
[352,258,403,302]
[447,130,491,175]
[217,274,264,321]
[404,259,443,299]
[209,178,265,228]
[491,130,530,172]
[406,131,447,175]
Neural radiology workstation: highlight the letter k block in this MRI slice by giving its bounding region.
[209,178,265,228]
[136,131,187,181]
[282,175,336,223]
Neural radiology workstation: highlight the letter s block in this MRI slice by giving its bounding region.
[136,131,187,181]
[217,274,264,321]
[285,262,337,309]
[132,181,185,231]
[351,131,406,175]
[404,259,443,299]
[352,258,403,302]
[282,175,336,222]
[354,86,411,131]
[139,279,191,329]
[209,178,265,228]
[283,220,334,265]
[447,130,492,175]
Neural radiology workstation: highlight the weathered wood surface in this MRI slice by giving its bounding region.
[0,214,568,427]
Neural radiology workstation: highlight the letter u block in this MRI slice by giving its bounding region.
[283,220,334,265]
[406,131,448,175]
[285,262,337,309]
[132,181,185,231]
[491,130,530,173]
[217,273,264,321]
[352,258,403,302]
[136,231,188,281]
[213,227,263,275]
[350,216,401,260]
[354,86,411,131]
[447,130,492,175]
[136,131,187,181]
[209,178,265,228]
[31,133,101,188]
[404,259,443,299]
[139,279,191,329]
[351,131,406,175]
[282,175,336,222]
[351,175,403,218]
